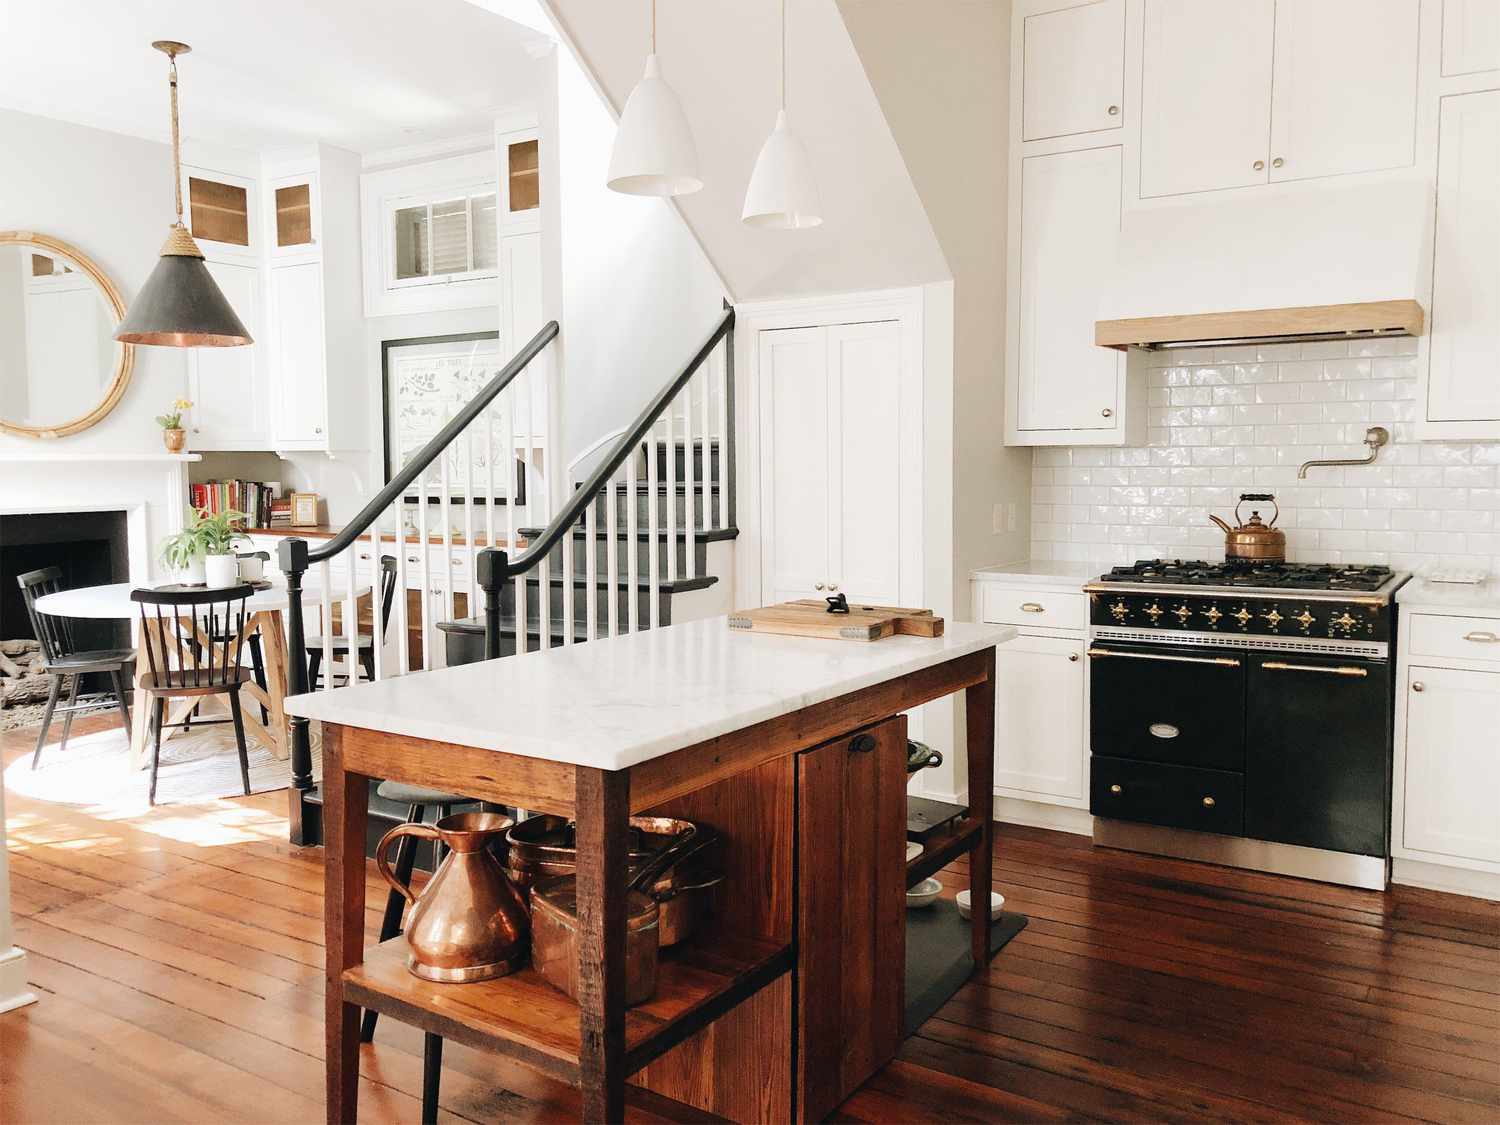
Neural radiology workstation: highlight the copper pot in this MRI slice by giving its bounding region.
[376,811,528,983]
[1209,493,1286,562]
[530,825,711,1005]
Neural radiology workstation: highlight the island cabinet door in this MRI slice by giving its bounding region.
[796,714,907,1123]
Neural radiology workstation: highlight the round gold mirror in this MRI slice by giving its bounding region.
[0,231,135,439]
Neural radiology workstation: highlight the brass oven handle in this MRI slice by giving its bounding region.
[1463,630,1499,643]
[1086,648,1240,668]
[1262,660,1368,678]
[1020,602,1045,613]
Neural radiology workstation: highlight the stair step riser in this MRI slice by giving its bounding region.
[647,443,720,481]
[496,582,675,631]
[542,538,706,579]
[593,490,716,528]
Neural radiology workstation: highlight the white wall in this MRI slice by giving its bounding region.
[0,108,186,458]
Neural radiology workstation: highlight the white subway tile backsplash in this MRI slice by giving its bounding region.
[1031,352,1500,575]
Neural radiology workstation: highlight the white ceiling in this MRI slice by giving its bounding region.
[0,0,552,154]
[542,0,949,300]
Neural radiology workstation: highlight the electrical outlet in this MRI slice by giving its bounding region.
[993,503,1005,534]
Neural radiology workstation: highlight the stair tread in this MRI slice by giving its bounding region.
[436,614,592,641]
[518,526,739,543]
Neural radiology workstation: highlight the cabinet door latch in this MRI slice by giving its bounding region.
[849,733,877,754]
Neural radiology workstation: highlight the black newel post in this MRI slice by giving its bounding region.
[278,537,315,845]
[477,547,507,660]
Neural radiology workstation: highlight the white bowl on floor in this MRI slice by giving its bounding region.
[906,877,942,908]
[905,841,923,862]
[956,889,1005,920]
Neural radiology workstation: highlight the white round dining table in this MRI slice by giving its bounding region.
[34,580,369,767]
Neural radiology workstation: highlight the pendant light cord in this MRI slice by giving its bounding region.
[781,0,787,110]
[167,52,184,225]
[651,0,657,53]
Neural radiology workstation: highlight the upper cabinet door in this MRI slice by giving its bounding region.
[1017,146,1123,432]
[187,262,264,449]
[1442,0,1500,76]
[1428,90,1500,426]
[1022,0,1126,141]
[1268,0,1420,184]
[1139,0,1275,198]
[269,262,327,445]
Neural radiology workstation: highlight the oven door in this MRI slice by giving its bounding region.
[1088,642,1246,771]
[1245,652,1391,857]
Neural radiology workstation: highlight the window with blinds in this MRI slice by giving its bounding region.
[390,188,499,285]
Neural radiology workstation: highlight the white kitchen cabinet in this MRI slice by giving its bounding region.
[994,634,1088,803]
[1138,0,1419,198]
[268,262,327,446]
[757,320,910,606]
[1139,0,1275,198]
[1401,664,1500,865]
[1268,0,1421,184]
[1442,0,1500,76]
[1008,145,1136,444]
[1424,89,1500,435]
[1021,0,1125,142]
[187,261,266,450]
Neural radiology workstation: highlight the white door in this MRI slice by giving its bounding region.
[1442,0,1500,76]
[994,635,1087,802]
[760,327,831,604]
[269,262,327,445]
[1428,90,1500,425]
[1018,146,1123,432]
[1139,0,1275,198]
[828,321,902,605]
[187,261,264,449]
[1022,0,1126,142]
[1403,665,1500,863]
[1268,0,1420,184]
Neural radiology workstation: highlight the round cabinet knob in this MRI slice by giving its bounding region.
[1272,157,1285,168]
[1253,159,1266,171]
[1068,652,1080,662]
[1412,681,1425,693]
[828,584,839,592]
[1109,784,1123,794]
[314,426,323,435]
[1101,407,1114,418]
[1202,796,1216,808]
[814,582,825,590]
[1107,105,1120,116]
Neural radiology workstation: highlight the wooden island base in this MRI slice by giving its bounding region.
[318,646,997,1124]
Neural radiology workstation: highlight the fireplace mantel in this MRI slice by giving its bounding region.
[0,452,201,463]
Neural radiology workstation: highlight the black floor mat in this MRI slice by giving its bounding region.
[904,898,1027,1035]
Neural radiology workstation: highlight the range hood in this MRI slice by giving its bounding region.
[1095,180,1431,351]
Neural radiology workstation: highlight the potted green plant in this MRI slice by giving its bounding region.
[155,398,192,453]
[159,509,248,587]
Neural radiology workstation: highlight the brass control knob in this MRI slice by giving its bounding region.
[1202,796,1216,808]
[1109,784,1123,794]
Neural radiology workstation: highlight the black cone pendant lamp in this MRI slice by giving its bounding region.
[114,41,252,348]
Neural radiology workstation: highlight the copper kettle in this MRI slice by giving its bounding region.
[1209,493,1286,562]
[376,810,528,983]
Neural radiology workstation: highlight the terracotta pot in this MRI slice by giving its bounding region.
[162,427,186,453]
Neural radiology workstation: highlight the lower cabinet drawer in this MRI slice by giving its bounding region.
[1408,613,1500,664]
[1090,755,1245,837]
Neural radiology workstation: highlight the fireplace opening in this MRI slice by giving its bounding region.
[1,510,131,701]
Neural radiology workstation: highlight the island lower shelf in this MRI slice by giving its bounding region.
[343,932,792,1084]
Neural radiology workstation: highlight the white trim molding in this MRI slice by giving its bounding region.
[0,772,36,1015]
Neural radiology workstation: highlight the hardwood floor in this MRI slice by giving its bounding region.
[4,715,1498,1123]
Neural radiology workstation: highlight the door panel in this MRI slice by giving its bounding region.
[188,261,263,448]
[1245,653,1390,856]
[761,327,830,603]
[269,262,326,444]
[1140,0,1275,197]
[1088,643,1246,770]
[996,635,1086,801]
[1403,665,1500,862]
[830,321,901,604]
[1268,0,1419,184]
[1022,0,1126,141]
[1018,146,1123,431]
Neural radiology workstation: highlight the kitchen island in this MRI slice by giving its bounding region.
[284,615,1012,1123]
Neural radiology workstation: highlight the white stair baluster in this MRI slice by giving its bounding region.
[370,525,383,682]
[395,496,410,676]
[606,466,619,638]
[584,490,597,641]
[562,529,575,646]
[684,377,696,581]
[699,362,711,536]
[665,397,677,583]
[648,419,660,629]
[417,465,432,669]
[715,344,728,531]
[464,429,476,623]
[318,559,333,693]
[344,546,358,685]
[626,450,639,634]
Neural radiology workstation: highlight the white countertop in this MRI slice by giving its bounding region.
[1396,578,1500,617]
[285,615,1015,771]
[970,559,1108,588]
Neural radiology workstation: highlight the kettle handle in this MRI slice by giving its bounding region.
[376,822,442,905]
[1236,493,1279,527]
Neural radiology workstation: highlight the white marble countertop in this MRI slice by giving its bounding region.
[285,615,1015,771]
[970,559,1109,588]
[1396,578,1500,616]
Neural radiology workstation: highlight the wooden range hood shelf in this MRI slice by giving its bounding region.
[1095,299,1425,351]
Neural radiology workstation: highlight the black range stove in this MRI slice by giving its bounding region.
[1083,558,1408,890]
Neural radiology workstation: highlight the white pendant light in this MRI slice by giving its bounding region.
[742,0,822,229]
[606,0,702,196]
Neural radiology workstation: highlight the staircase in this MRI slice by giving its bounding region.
[276,310,736,845]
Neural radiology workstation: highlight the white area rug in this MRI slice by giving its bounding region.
[5,713,322,811]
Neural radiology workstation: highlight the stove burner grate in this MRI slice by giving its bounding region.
[1097,559,1395,593]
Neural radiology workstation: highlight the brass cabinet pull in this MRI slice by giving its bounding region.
[1202,796,1216,808]
[1253,159,1266,171]
[1107,104,1120,116]
[1068,652,1080,662]
[1463,630,1499,643]
[1149,723,1180,740]
[1272,157,1285,168]
[1109,784,1123,794]
[1101,407,1114,418]
[1020,602,1045,613]
[1412,681,1425,692]
[1087,648,1240,668]
[1262,660,1368,678]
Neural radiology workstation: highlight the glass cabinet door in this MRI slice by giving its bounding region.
[275,182,314,248]
[507,139,539,213]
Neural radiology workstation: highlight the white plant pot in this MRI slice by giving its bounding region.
[204,553,241,589]
[173,557,207,586]
[238,555,265,582]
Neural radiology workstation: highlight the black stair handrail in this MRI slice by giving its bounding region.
[473,307,734,651]
[274,320,557,842]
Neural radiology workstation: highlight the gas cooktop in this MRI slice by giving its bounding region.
[1093,559,1400,593]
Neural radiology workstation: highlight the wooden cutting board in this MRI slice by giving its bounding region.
[727,599,944,641]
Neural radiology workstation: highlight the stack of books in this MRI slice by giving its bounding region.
[189,480,281,528]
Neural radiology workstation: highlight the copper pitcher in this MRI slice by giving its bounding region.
[1209,493,1287,562]
[376,810,529,983]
